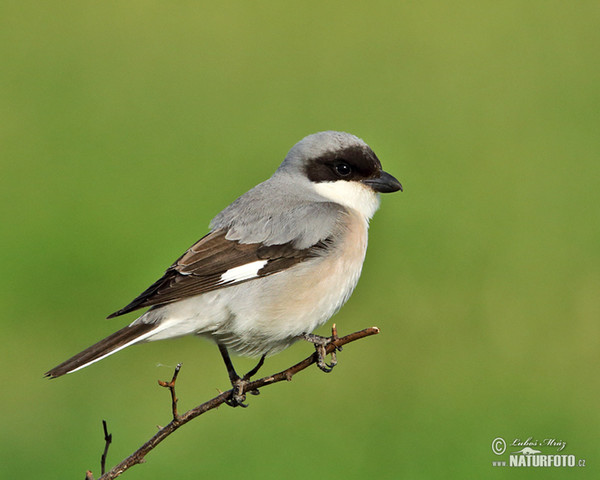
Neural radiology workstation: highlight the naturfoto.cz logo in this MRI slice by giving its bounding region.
[491,437,586,468]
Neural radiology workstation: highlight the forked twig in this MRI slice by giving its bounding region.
[158,363,182,421]
[101,420,112,475]
[85,420,113,480]
[94,326,379,480]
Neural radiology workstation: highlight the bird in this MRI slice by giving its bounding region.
[45,131,402,406]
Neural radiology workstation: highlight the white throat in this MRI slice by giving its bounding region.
[312,180,380,220]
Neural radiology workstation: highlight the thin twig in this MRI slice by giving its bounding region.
[97,326,379,480]
[157,363,182,421]
[85,420,112,480]
[101,420,112,475]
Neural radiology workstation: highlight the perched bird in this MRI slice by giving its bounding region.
[46,131,402,405]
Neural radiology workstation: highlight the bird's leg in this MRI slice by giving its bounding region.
[217,344,266,408]
[301,324,342,373]
[217,344,246,407]
[242,354,266,398]
[243,354,266,381]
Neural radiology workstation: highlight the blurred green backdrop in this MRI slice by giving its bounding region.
[2,1,599,478]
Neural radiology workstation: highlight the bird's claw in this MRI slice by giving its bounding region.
[302,325,342,373]
[222,353,266,408]
[225,378,249,408]
[316,343,337,372]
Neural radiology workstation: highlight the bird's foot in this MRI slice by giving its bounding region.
[301,324,343,373]
[223,354,265,408]
[226,377,250,408]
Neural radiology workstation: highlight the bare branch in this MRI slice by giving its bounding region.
[97,326,379,480]
[101,420,112,476]
[157,363,182,421]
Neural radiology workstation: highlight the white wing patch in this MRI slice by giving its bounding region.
[219,260,268,284]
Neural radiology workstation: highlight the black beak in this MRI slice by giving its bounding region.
[362,170,403,193]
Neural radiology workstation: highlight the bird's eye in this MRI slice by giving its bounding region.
[334,161,352,177]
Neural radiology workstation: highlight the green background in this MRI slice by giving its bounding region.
[2,1,598,478]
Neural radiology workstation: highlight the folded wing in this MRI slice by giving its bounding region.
[107,229,332,318]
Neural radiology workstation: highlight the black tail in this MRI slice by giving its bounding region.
[45,322,157,378]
